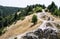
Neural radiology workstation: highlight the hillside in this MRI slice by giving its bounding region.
[0,10,60,39]
[0,13,42,39]
[0,2,60,39]
[0,5,20,17]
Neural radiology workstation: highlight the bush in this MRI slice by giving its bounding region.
[45,9,48,12]
[32,15,37,25]
[33,7,42,13]
[28,12,33,15]
[0,28,4,36]
[53,9,60,16]
[36,7,42,12]
[0,31,2,35]
[36,10,42,12]
[20,17,25,20]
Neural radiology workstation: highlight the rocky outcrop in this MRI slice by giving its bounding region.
[21,28,58,39]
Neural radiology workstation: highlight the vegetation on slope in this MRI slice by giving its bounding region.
[0,6,20,17]
[47,2,60,17]
[0,1,60,37]
[32,15,37,25]
[33,7,42,13]
[0,4,44,35]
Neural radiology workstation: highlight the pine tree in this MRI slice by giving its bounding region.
[14,13,18,21]
[32,15,37,25]
[47,1,57,12]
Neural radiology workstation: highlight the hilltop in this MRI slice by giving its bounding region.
[0,1,60,39]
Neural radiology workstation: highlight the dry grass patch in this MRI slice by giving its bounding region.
[0,14,42,39]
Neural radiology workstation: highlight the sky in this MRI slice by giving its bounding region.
[0,0,60,8]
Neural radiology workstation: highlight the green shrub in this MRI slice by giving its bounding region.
[0,28,4,35]
[33,7,42,13]
[36,7,42,12]
[53,9,60,16]
[0,31,2,35]
[36,10,42,12]
[20,17,25,20]
[45,9,48,12]
[32,15,37,25]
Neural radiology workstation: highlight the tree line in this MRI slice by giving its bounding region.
[47,2,60,16]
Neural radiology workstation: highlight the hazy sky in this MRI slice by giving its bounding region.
[0,0,60,7]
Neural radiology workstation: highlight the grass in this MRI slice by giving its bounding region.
[0,14,42,39]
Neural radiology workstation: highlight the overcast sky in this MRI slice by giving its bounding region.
[0,0,60,7]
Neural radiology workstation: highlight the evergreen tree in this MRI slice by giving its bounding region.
[32,15,37,25]
[59,7,60,11]
[53,8,60,16]
[42,5,46,9]
[0,17,4,28]
[47,1,57,12]
[14,13,18,21]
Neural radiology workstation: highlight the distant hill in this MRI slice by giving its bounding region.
[0,4,46,17]
[0,5,21,17]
